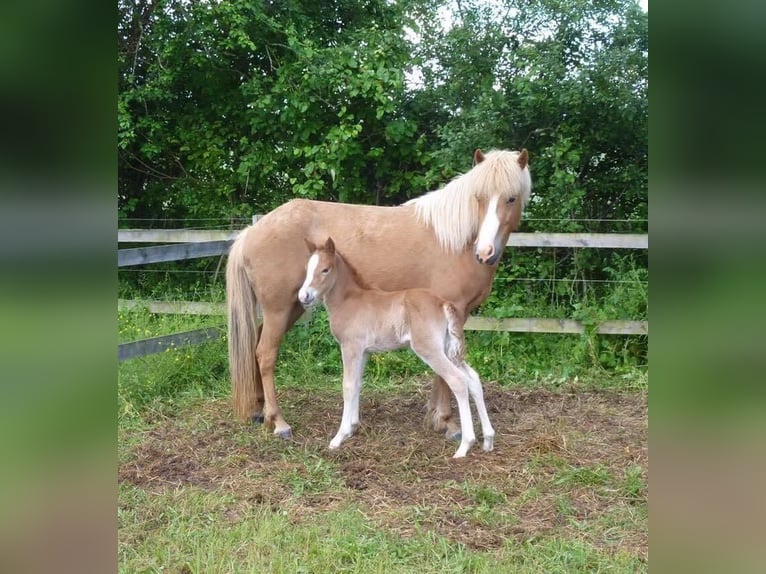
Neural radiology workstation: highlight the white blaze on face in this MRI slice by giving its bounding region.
[298,253,319,304]
[475,195,500,259]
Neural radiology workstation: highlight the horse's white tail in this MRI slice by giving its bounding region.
[226,228,261,421]
[443,302,465,364]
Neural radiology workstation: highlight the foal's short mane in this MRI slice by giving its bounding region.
[405,150,532,253]
[317,246,371,290]
[336,249,372,290]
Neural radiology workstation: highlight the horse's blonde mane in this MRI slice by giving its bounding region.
[405,150,532,253]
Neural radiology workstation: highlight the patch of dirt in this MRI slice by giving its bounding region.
[119,382,647,559]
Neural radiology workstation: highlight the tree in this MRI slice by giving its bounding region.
[403,0,647,324]
[118,0,429,222]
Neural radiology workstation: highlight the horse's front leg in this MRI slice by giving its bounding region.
[329,345,367,450]
[426,375,461,441]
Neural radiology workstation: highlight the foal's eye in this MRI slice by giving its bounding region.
[506,196,516,204]
[321,268,330,274]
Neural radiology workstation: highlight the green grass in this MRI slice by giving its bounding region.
[118,307,229,422]
[118,483,643,574]
[118,307,647,573]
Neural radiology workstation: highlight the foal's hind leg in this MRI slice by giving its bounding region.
[426,375,461,440]
[414,348,476,458]
[257,302,305,439]
[460,362,495,451]
[429,360,476,458]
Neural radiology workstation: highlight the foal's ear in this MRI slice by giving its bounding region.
[303,237,316,253]
[517,148,529,170]
[473,149,485,165]
[324,236,336,254]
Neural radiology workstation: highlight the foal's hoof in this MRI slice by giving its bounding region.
[275,428,293,441]
[251,414,265,425]
[447,430,462,442]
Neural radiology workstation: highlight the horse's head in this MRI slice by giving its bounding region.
[473,148,531,265]
[298,236,338,308]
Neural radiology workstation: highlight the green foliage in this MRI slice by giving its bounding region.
[118,0,648,371]
[408,0,648,318]
[118,0,647,215]
[118,0,429,221]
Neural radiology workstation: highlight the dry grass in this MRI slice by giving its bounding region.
[119,381,647,561]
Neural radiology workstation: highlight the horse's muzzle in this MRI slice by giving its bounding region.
[474,250,500,265]
[474,236,503,265]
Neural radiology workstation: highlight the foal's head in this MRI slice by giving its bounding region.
[298,237,338,308]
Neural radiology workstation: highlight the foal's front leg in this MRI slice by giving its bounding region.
[329,345,367,450]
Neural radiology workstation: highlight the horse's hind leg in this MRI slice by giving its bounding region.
[258,302,304,439]
[249,323,266,423]
[426,376,461,440]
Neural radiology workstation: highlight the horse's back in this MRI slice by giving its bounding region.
[242,200,434,298]
[239,197,487,311]
[246,199,420,249]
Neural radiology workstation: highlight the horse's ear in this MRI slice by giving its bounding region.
[473,149,485,165]
[325,236,335,254]
[517,148,529,170]
[303,237,315,253]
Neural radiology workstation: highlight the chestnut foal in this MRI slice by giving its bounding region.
[298,237,495,458]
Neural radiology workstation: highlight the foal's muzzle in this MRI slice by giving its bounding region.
[298,288,317,308]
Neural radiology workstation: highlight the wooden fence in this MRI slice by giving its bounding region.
[118,227,648,360]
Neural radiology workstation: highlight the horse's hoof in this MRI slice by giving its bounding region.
[448,431,462,442]
[251,414,265,425]
[275,429,293,441]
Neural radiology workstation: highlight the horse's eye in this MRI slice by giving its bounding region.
[507,196,516,204]
[321,268,330,274]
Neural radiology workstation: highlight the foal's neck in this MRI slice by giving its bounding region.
[324,254,367,308]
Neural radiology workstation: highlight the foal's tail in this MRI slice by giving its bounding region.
[226,228,261,421]
[443,302,466,364]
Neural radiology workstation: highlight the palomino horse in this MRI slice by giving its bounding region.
[298,236,495,458]
[227,148,531,439]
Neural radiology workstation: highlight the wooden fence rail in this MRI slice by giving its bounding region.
[118,226,648,360]
[118,240,234,267]
[117,310,646,362]
[119,327,223,361]
[118,299,646,335]
[118,229,648,250]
